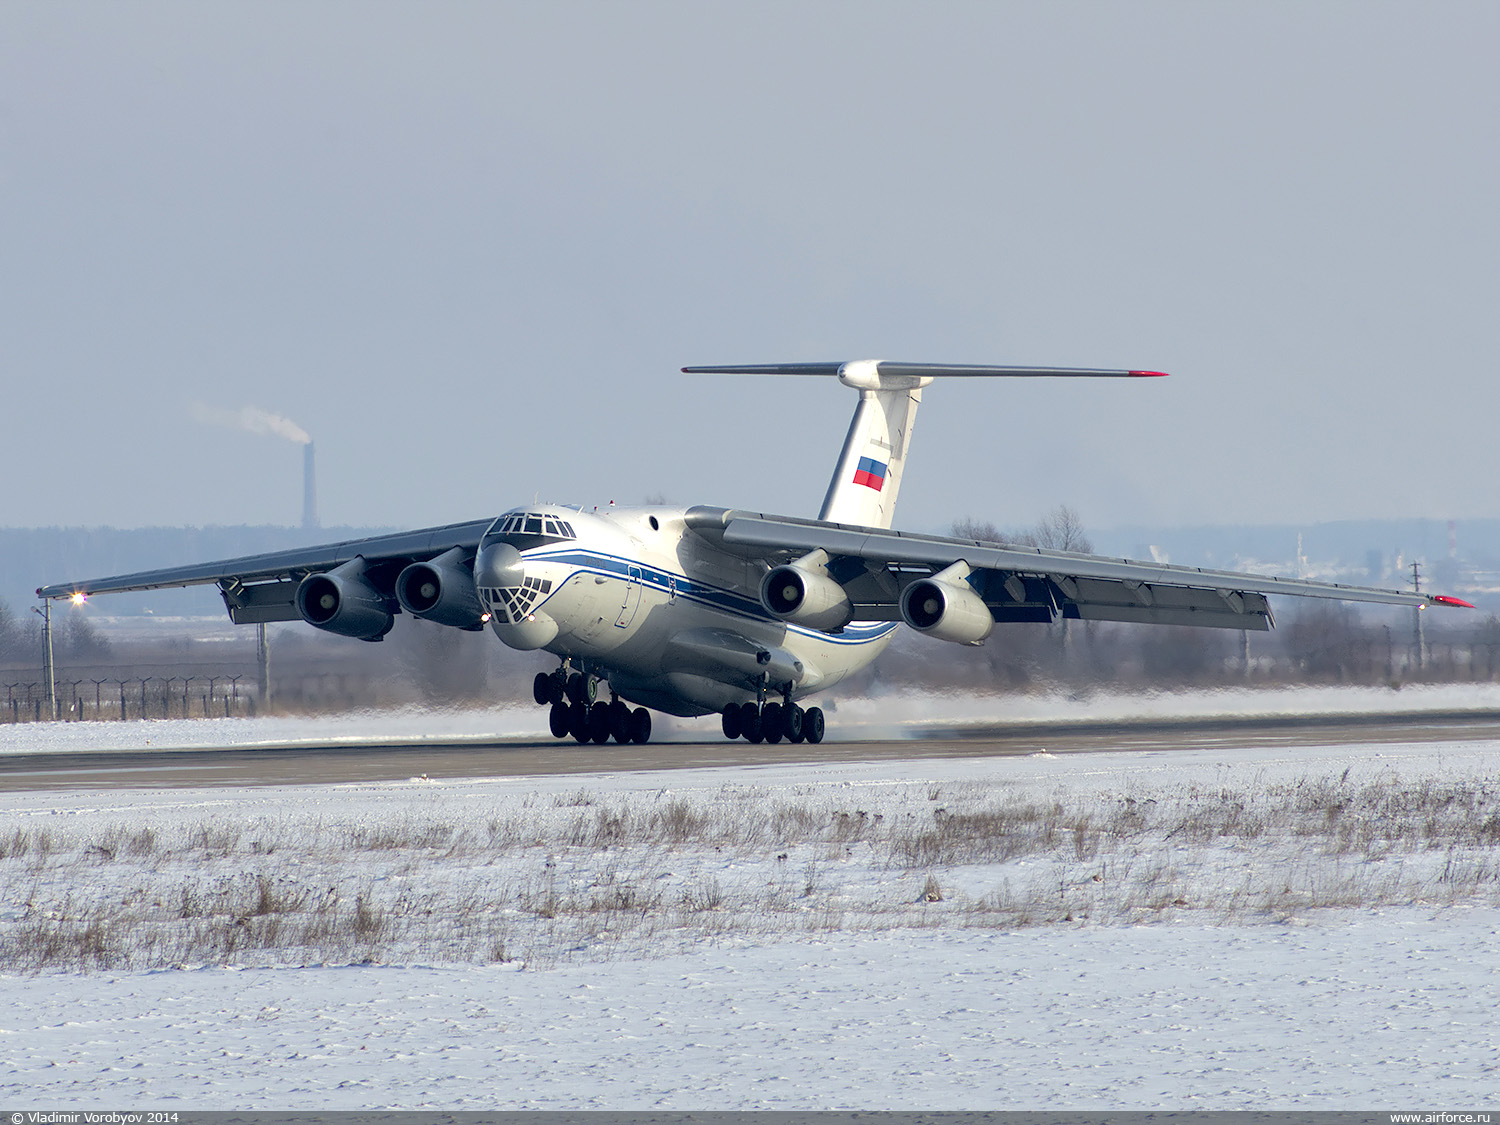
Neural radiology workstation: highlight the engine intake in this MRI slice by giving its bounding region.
[760,552,853,632]
[900,561,994,645]
[296,557,395,641]
[396,547,484,629]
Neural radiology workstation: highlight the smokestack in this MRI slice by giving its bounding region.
[302,442,319,530]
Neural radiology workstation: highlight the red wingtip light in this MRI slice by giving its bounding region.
[1129,370,1170,378]
[1430,595,1475,609]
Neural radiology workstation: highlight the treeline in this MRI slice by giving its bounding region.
[0,599,113,665]
[7,593,1498,725]
[861,604,1500,698]
[0,599,543,722]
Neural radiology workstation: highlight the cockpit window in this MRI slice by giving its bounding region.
[481,511,577,553]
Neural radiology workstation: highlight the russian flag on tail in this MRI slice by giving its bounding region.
[852,456,888,492]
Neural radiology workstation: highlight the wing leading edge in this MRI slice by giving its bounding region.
[36,519,494,625]
[684,507,1473,631]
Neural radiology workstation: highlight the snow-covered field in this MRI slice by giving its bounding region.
[3,691,1500,1109]
[5,910,1496,1110]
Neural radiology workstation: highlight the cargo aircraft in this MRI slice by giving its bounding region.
[39,361,1471,745]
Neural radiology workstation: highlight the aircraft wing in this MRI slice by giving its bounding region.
[36,519,494,624]
[684,507,1472,631]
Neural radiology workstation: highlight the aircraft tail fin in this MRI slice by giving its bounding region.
[683,361,1165,530]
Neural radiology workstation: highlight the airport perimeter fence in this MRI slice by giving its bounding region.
[0,658,501,724]
[2,673,259,724]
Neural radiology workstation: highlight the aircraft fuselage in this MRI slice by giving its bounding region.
[479,504,896,716]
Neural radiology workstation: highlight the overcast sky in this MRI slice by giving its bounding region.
[3,2,1496,536]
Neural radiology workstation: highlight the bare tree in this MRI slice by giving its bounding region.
[64,613,112,661]
[950,517,1005,543]
[951,505,1093,553]
[394,616,490,704]
[1031,505,1093,554]
[0,599,19,662]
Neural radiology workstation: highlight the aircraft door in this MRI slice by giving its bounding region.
[616,566,643,628]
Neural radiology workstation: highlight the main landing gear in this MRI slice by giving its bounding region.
[721,695,824,745]
[534,665,650,745]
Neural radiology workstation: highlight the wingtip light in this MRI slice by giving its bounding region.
[1430,594,1475,609]
[1129,370,1171,378]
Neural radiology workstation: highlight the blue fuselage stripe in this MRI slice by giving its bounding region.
[520,547,898,647]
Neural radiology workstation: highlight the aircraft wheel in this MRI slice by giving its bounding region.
[803,706,825,745]
[533,672,552,706]
[784,704,805,743]
[589,701,612,744]
[743,709,764,744]
[738,702,759,741]
[721,706,742,740]
[762,702,784,744]
[628,707,652,744]
[610,700,632,743]
[549,701,571,739]
[569,700,591,743]
[548,672,566,705]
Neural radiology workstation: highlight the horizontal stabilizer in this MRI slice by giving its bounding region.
[684,361,1167,379]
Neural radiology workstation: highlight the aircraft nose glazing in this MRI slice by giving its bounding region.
[472,542,558,625]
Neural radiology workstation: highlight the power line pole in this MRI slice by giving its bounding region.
[1412,561,1425,672]
[257,622,272,713]
[33,599,57,721]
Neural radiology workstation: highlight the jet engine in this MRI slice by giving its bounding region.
[296,557,395,641]
[899,561,994,645]
[760,550,853,632]
[395,547,485,629]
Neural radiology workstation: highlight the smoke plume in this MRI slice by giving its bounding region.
[191,403,311,445]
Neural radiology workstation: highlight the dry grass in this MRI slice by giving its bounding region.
[4,771,1499,974]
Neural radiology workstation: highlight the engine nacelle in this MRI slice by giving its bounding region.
[900,562,994,645]
[396,547,484,629]
[760,561,853,632]
[296,557,395,641]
